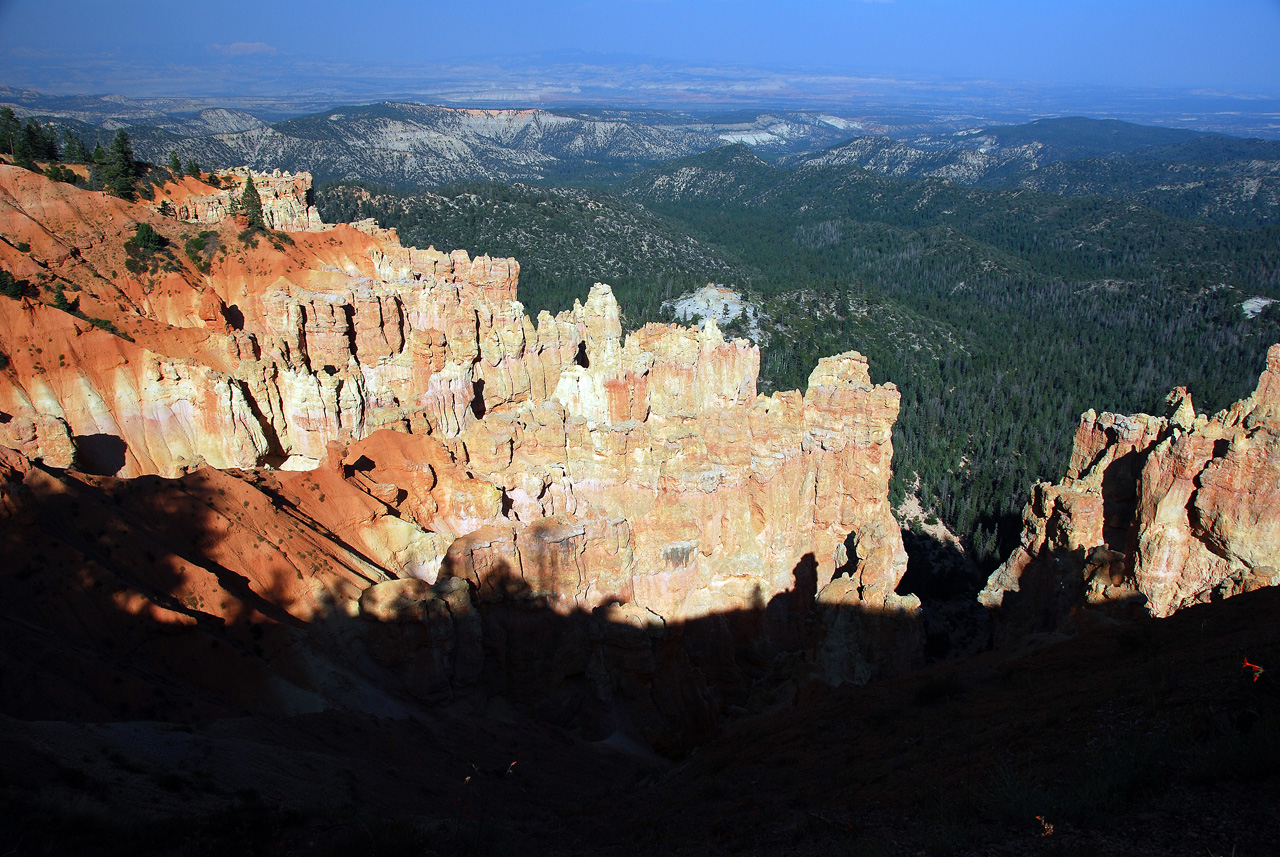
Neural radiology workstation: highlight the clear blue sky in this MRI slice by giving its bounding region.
[2,0,1279,97]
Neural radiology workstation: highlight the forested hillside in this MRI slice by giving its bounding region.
[314,182,748,323]
[795,119,1280,228]
[317,143,1280,569]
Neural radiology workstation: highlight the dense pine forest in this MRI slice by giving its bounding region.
[316,142,1280,569]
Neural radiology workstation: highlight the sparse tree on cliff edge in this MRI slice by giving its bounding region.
[103,130,138,199]
[0,108,19,156]
[168,151,183,177]
[241,173,265,230]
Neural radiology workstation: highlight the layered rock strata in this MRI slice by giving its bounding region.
[981,346,1280,640]
[0,165,921,750]
[164,168,325,231]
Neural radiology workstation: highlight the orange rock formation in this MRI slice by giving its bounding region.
[981,345,1280,638]
[0,165,920,745]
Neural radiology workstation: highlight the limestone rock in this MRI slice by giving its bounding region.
[0,413,75,468]
[982,344,1280,640]
[0,164,923,746]
[172,168,325,231]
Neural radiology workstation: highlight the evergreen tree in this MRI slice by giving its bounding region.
[241,173,265,230]
[103,130,137,199]
[92,142,106,164]
[12,130,36,171]
[62,130,89,164]
[168,151,182,177]
[185,159,201,179]
[0,108,18,156]
[0,268,34,299]
[40,123,59,161]
[22,119,58,162]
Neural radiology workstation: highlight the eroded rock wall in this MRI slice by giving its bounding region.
[981,346,1280,640]
[170,168,325,231]
[0,164,921,751]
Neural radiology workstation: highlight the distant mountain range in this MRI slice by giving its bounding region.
[0,89,886,185]
[790,117,1280,228]
[4,87,1277,225]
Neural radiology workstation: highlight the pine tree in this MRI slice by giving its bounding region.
[12,130,36,171]
[103,130,137,199]
[241,173,265,230]
[22,119,58,162]
[0,108,19,156]
[169,151,182,177]
[185,159,200,179]
[62,131,89,164]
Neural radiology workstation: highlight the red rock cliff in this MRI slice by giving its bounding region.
[981,346,1280,638]
[0,165,920,739]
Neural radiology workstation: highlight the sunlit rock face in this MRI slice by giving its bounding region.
[168,168,325,231]
[0,165,922,751]
[982,344,1280,640]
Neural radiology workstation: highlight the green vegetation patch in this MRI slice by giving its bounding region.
[123,222,172,275]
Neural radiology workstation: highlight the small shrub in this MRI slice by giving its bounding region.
[183,229,218,274]
[124,222,171,275]
[88,317,131,341]
[44,163,80,185]
[0,268,35,299]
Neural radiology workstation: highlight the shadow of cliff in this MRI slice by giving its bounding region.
[72,433,128,476]
[2,456,1278,856]
[896,527,994,661]
[0,454,938,855]
[0,456,923,758]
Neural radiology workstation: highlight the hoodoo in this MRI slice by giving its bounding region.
[0,164,920,750]
[981,345,1280,640]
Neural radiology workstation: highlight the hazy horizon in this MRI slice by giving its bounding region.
[3,0,1280,136]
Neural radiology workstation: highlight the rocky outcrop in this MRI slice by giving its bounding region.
[0,413,74,468]
[981,346,1280,640]
[168,168,324,231]
[0,164,921,752]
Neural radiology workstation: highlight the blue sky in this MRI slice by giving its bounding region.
[2,0,1279,99]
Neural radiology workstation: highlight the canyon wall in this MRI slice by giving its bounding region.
[0,165,920,750]
[981,346,1280,640]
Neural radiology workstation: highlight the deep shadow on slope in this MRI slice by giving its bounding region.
[895,527,994,662]
[584,587,1280,857]
[0,453,923,855]
[2,453,1277,856]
